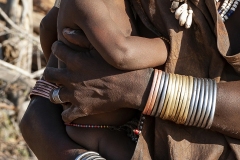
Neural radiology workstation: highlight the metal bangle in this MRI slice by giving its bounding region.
[156,73,169,117]
[151,72,165,116]
[201,79,213,128]
[161,73,174,119]
[171,74,182,121]
[143,69,158,114]
[75,151,106,160]
[193,78,205,126]
[174,75,186,122]
[51,87,64,104]
[185,77,197,125]
[176,75,189,124]
[168,74,180,120]
[197,79,209,127]
[206,80,217,129]
[182,76,194,124]
[188,78,201,126]
[162,73,175,120]
[147,70,162,115]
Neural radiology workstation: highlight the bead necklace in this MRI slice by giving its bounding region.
[65,123,115,129]
[170,0,239,29]
[65,115,145,143]
[217,0,240,22]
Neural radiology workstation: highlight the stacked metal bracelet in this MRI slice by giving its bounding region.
[143,69,217,129]
[75,151,106,160]
[30,80,58,99]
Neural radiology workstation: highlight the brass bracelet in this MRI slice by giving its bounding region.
[163,74,176,120]
[169,74,180,120]
[173,75,186,122]
[182,76,193,124]
[176,75,189,124]
[171,74,182,121]
[160,73,173,119]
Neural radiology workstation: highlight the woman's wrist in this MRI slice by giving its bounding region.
[122,68,154,111]
[142,69,217,129]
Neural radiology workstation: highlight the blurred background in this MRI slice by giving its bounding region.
[0,0,53,159]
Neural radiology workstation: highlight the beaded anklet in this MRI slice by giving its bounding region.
[143,69,217,129]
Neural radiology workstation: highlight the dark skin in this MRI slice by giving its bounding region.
[27,1,165,159]
[20,0,240,159]
[39,0,168,159]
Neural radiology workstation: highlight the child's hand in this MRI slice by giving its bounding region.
[61,28,93,52]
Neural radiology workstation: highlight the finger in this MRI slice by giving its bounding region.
[62,28,92,49]
[43,67,68,85]
[58,87,72,103]
[51,41,79,65]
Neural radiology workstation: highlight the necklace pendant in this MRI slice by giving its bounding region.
[175,3,188,19]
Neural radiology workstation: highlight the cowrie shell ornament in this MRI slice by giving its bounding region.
[175,3,188,20]
[171,1,193,29]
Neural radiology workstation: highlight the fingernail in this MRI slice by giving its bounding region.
[63,28,75,34]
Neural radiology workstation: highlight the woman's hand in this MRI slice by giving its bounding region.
[44,40,154,116]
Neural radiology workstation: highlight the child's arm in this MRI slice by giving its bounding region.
[59,0,169,70]
[40,7,58,61]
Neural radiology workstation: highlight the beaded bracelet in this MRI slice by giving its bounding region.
[30,80,58,99]
[143,70,217,129]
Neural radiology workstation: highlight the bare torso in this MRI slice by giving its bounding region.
[57,0,140,158]
[58,0,240,159]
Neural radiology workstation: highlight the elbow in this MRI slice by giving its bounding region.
[108,40,135,70]
[110,49,134,70]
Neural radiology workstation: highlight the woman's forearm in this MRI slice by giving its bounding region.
[20,96,86,160]
[211,81,240,139]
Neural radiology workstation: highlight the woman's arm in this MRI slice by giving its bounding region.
[211,81,240,139]
[45,40,240,139]
[58,0,168,70]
